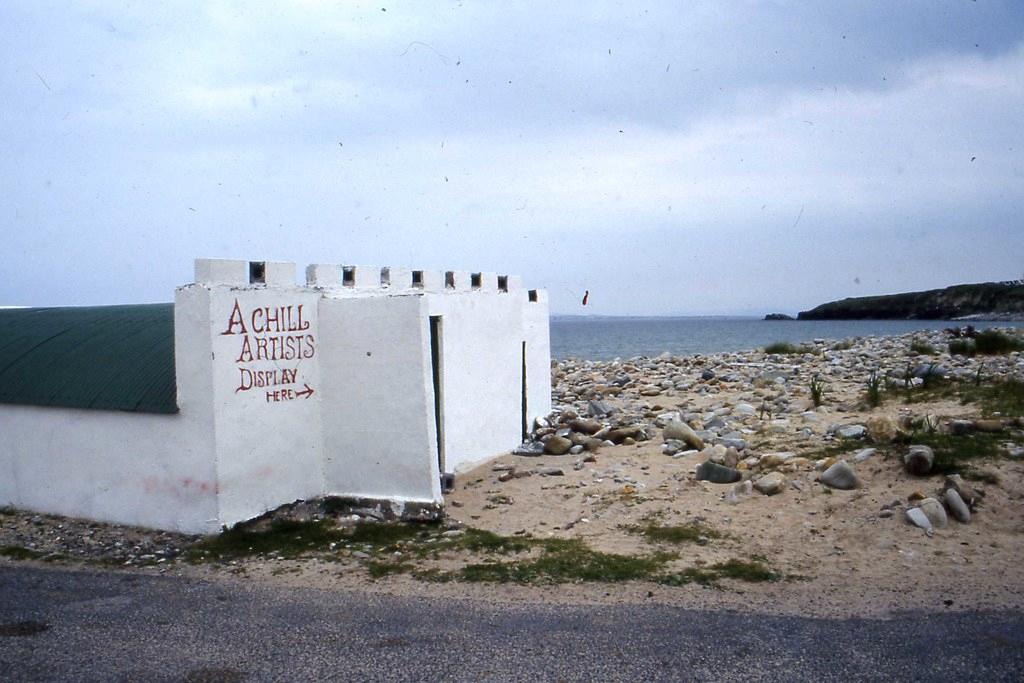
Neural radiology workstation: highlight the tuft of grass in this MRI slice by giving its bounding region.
[810,375,826,407]
[658,559,779,586]
[865,370,883,408]
[975,330,1024,354]
[949,339,973,356]
[949,330,1024,356]
[764,341,815,355]
[635,522,721,545]
[910,339,936,355]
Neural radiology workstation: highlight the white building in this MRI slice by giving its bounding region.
[0,258,551,534]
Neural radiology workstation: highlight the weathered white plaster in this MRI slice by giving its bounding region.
[318,294,440,503]
[195,258,247,286]
[0,257,550,533]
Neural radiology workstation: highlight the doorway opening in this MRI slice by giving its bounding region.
[429,316,447,485]
[521,341,528,442]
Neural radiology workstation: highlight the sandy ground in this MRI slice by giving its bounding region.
[173,391,1024,619]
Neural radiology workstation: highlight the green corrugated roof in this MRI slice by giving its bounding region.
[0,304,178,414]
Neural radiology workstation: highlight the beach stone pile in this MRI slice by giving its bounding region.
[545,329,1024,533]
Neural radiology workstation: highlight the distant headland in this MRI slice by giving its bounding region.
[796,280,1024,321]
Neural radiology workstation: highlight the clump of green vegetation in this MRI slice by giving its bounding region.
[910,338,936,355]
[865,370,883,408]
[949,330,1024,356]
[957,378,1024,417]
[898,431,1011,482]
[764,341,815,355]
[185,520,348,563]
[178,521,788,588]
[948,339,973,356]
[0,546,45,561]
[810,375,826,407]
[975,329,1024,354]
[346,522,432,547]
[635,522,722,545]
[459,538,674,584]
[658,559,779,586]
[365,560,416,579]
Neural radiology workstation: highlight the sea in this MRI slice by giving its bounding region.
[550,316,1024,361]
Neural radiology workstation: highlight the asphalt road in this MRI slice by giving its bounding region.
[2,564,1023,682]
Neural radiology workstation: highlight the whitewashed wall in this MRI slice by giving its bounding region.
[0,258,550,533]
[317,294,441,504]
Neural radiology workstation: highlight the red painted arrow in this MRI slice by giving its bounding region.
[295,383,315,399]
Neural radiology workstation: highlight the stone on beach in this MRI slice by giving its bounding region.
[753,472,786,496]
[663,420,704,450]
[918,497,948,528]
[905,507,933,535]
[819,460,860,490]
[866,416,898,442]
[695,461,742,484]
[852,448,877,463]
[904,445,934,476]
[944,474,981,508]
[944,489,971,524]
[543,436,573,455]
[835,424,867,439]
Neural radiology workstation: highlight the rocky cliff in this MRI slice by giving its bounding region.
[798,281,1024,320]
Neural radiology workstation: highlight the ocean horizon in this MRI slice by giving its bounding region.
[549,315,1024,360]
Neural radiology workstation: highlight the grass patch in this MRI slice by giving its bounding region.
[910,339,936,355]
[891,377,1024,417]
[950,330,1024,356]
[958,379,1024,417]
[455,528,533,553]
[365,560,415,579]
[634,522,721,545]
[184,520,347,563]
[346,522,432,547]
[899,431,1013,481]
[0,546,45,561]
[459,538,674,584]
[764,341,816,355]
[658,559,780,586]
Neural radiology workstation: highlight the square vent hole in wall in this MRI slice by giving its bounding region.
[529,289,538,302]
[412,270,424,288]
[471,273,482,289]
[498,275,508,292]
[343,266,355,287]
[249,261,266,284]
[380,267,390,286]
[445,271,455,289]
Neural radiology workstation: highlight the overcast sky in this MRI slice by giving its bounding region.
[2,1,1023,315]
